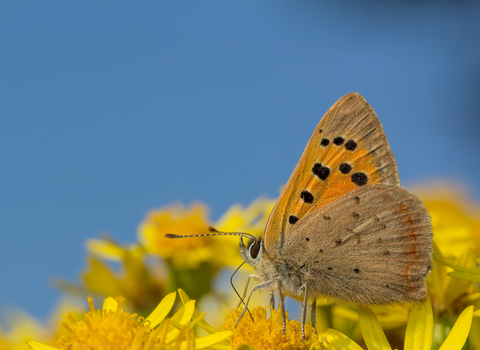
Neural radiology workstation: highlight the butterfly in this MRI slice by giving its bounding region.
[167,92,433,340]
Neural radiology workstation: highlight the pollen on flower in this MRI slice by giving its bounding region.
[58,296,149,350]
[221,306,319,350]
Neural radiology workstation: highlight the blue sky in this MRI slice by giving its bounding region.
[1,1,480,320]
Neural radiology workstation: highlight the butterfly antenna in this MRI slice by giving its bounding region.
[165,226,257,241]
[230,261,254,322]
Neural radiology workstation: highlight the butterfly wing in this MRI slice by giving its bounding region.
[264,93,400,254]
[282,184,433,304]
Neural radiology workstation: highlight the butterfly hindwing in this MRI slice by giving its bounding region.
[282,184,433,305]
[264,93,400,254]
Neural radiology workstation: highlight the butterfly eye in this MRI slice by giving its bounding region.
[249,241,261,259]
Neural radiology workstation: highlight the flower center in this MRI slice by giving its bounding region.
[221,306,319,350]
[58,296,149,350]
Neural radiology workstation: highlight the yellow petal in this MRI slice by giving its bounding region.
[464,292,480,303]
[102,296,118,312]
[473,310,480,317]
[434,248,480,274]
[448,271,480,282]
[358,306,392,350]
[428,242,448,305]
[438,305,474,350]
[145,291,177,327]
[404,298,433,350]
[85,238,124,261]
[83,257,121,297]
[332,306,358,321]
[445,246,476,305]
[178,288,217,334]
[26,341,59,350]
[176,299,196,325]
[180,331,232,349]
[322,328,363,350]
[188,311,206,329]
[209,346,235,350]
[178,288,191,303]
[166,300,197,343]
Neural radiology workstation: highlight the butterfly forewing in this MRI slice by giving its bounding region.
[264,93,400,254]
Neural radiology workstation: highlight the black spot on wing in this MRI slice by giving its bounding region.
[312,163,330,180]
[351,172,368,186]
[320,138,330,146]
[339,163,352,174]
[300,190,314,203]
[289,215,299,225]
[333,137,345,145]
[345,140,357,151]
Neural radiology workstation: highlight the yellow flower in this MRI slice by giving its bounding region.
[56,197,275,312]
[214,196,275,236]
[55,236,167,316]
[321,297,474,350]
[428,241,479,311]
[136,198,274,300]
[139,203,213,268]
[414,182,480,259]
[412,183,480,348]
[28,290,232,350]
[221,306,320,350]
[0,299,84,350]
[138,198,275,269]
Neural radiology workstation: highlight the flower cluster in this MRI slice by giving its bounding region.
[1,182,479,349]
[28,291,232,350]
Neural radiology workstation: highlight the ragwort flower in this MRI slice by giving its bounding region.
[221,306,320,350]
[138,198,274,299]
[321,297,473,350]
[0,299,84,350]
[55,236,167,316]
[414,184,480,348]
[27,290,232,350]
[138,198,275,269]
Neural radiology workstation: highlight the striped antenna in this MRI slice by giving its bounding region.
[165,226,257,241]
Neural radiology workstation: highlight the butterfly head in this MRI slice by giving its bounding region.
[239,236,263,267]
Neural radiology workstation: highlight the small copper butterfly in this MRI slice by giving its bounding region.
[167,92,433,340]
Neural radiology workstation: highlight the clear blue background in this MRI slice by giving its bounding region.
[1,1,480,320]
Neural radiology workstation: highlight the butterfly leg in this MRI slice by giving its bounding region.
[235,279,275,328]
[277,281,286,334]
[301,284,309,340]
[269,292,275,317]
[311,299,317,335]
[236,274,258,307]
